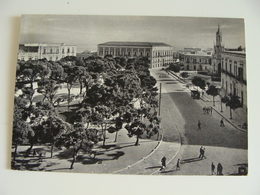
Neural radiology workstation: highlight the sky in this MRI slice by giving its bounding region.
[19,15,246,53]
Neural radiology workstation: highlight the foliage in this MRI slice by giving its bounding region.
[168,63,181,72]
[192,76,206,90]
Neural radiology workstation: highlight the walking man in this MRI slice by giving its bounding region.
[160,156,166,170]
[200,147,206,159]
[176,158,180,170]
[220,118,225,127]
[217,163,223,175]
[199,146,203,158]
[211,162,216,175]
[198,120,201,130]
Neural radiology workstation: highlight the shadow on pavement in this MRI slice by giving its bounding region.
[181,157,203,164]
[160,169,179,174]
[145,166,161,170]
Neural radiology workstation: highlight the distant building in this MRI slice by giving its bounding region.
[97,41,173,68]
[220,50,247,107]
[212,25,225,74]
[18,43,76,61]
[178,49,213,72]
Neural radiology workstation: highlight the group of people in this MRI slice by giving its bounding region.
[160,156,181,171]
[203,106,212,114]
[197,117,225,130]
[211,162,223,175]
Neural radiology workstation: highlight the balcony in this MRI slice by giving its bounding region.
[221,69,246,85]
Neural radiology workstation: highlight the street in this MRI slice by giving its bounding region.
[150,68,248,175]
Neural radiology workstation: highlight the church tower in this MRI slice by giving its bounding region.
[213,24,224,74]
[214,24,223,57]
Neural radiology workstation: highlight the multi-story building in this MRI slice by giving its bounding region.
[178,49,213,72]
[97,41,173,68]
[221,50,246,107]
[18,43,77,61]
[212,25,225,74]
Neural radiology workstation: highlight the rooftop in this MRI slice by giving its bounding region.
[98,41,172,47]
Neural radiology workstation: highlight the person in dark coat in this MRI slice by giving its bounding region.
[198,120,201,130]
[211,162,216,175]
[176,158,180,170]
[199,146,203,158]
[200,147,206,159]
[160,156,166,170]
[217,163,223,175]
[220,118,225,127]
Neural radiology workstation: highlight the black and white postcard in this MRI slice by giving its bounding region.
[12,15,247,175]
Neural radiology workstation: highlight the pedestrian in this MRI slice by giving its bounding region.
[220,118,225,127]
[210,106,212,114]
[160,156,166,170]
[202,91,204,97]
[199,146,203,158]
[176,158,180,170]
[200,147,206,159]
[203,107,206,114]
[217,163,223,175]
[211,162,216,175]
[198,120,201,130]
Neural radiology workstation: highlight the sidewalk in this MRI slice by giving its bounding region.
[167,70,248,132]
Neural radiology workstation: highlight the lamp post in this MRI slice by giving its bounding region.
[158,83,162,116]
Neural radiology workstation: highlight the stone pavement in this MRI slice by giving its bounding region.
[166,69,248,132]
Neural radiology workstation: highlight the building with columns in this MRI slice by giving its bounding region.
[97,41,173,68]
[18,43,77,61]
[221,50,247,107]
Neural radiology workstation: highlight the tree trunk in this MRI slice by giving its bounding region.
[230,107,233,119]
[114,130,118,142]
[13,143,18,161]
[135,135,140,146]
[103,123,107,146]
[70,148,78,169]
[67,88,71,109]
[79,82,83,95]
[213,96,215,106]
[50,143,54,158]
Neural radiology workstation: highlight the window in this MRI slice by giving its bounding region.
[62,49,64,54]
[50,49,53,54]
[140,52,143,56]
[67,48,70,53]
[187,65,189,70]
[43,49,46,54]
[128,52,131,56]
[56,49,59,54]
[194,65,196,70]
[56,56,58,61]
[99,51,103,56]
[50,56,52,61]
[147,52,149,57]
[134,52,137,56]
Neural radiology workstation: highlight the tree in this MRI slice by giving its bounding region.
[12,97,35,160]
[40,116,72,158]
[225,95,242,119]
[191,76,206,90]
[168,63,180,73]
[125,120,147,146]
[37,79,62,107]
[206,85,219,106]
[58,123,99,169]
[180,72,189,81]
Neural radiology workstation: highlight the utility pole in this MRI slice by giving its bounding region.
[158,83,162,116]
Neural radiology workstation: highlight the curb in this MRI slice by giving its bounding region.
[112,133,164,174]
[212,107,247,133]
[150,124,182,175]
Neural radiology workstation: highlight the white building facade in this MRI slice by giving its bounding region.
[97,41,173,69]
[18,43,77,61]
[221,51,247,107]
